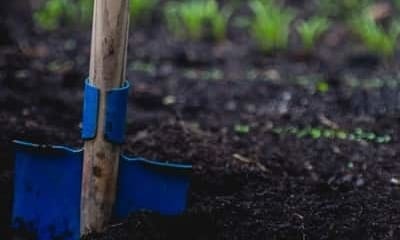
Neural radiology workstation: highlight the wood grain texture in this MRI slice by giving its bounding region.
[81,0,130,235]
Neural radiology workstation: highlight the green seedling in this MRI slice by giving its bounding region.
[376,136,385,143]
[182,68,223,81]
[273,125,391,144]
[395,0,400,11]
[354,128,363,136]
[130,61,157,75]
[296,127,310,138]
[297,17,330,52]
[365,132,376,140]
[164,3,183,37]
[234,124,250,134]
[345,76,400,90]
[249,0,295,53]
[165,0,231,41]
[163,95,176,105]
[203,68,223,81]
[272,127,283,134]
[130,0,158,25]
[316,81,330,93]
[349,128,390,143]
[35,0,157,30]
[348,162,354,169]
[34,0,93,30]
[351,14,400,58]
[76,0,93,26]
[376,135,391,143]
[34,0,65,30]
[336,131,347,140]
[310,128,322,139]
[318,0,372,19]
[323,129,335,138]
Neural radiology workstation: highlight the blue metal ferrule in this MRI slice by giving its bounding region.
[81,81,99,139]
[81,80,130,144]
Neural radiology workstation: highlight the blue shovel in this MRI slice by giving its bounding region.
[11,1,192,239]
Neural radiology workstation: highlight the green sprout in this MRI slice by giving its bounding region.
[130,0,158,25]
[273,126,391,144]
[272,127,284,134]
[75,0,93,26]
[355,128,363,136]
[376,135,391,143]
[316,81,330,93]
[234,124,250,134]
[318,0,372,19]
[365,132,376,141]
[351,14,400,58]
[296,127,310,138]
[249,0,295,53]
[165,0,231,41]
[323,129,335,138]
[34,0,158,30]
[34,0,66,30]
[297,17,330,52]
[129,60,157,75]
[336,131,348,140]
[310,128,322,139]
[34,0,93,30]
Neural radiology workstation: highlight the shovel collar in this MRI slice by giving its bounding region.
[81,79,131,144]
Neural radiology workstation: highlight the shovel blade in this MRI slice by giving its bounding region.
[115,156,192,218]
[12,143,82,240]
[12,141,192,240]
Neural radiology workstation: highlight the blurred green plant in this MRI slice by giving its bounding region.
[130,0,158,25]
[249,0,295,53]
[34,0,93,30]
[76,0,93,25]
[297,17,330,52]
[351,14,400,57]
[165,0,231,41]
[234,124,250,134]
[318,0,372,19]
[273,126,391,143]
[316,81,330,93]
[395,0,400,10]
[34,0,158,30]
[34,0,67,30]
[129,60,157,75]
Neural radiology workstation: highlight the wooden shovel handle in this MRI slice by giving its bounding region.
[81,0,130,235]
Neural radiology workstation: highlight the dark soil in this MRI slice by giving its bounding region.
[2,2,400,238]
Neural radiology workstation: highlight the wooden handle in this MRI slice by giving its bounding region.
[81,0,130,235]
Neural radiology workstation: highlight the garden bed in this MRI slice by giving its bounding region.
[2,0,400,239]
